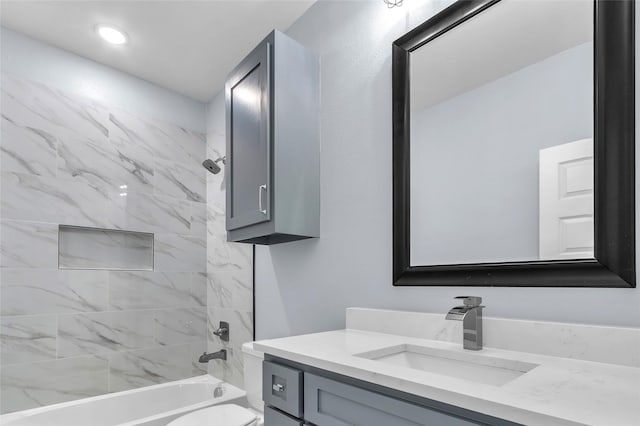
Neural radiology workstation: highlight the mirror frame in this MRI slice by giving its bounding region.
[392,0,636,287]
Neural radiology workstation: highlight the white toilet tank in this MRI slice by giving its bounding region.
[242,342,264,412]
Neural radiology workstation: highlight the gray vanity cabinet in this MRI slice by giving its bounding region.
[264,406,304,426]
[303,373,481,426]
[262,358,518,426]
[225,30,319,245]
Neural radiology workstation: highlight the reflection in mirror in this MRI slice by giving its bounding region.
[409,0,594,266]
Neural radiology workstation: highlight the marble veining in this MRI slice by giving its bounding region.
[0,315,57,365]
[1,114,57,177]
[204,92,254,387]
[0,220,58,268]
[190,272,208,307]
[108,271,195,310]
[207,306,253,388]
[207,272,234,309]
[190,202,207,236]
[108,109,205,167]
[155,234,206,272]
[190,341,209,376]
[0,269,109,316]
[0,74,213,414]
[108,344,195,392]
[154,307,207,346]
[57,311,156,357]
[1,74,109,142]
[0,355,109,413]
[154,159,206,202]
[57,134,154,196]
[0,74,252,415]
[1,172,114,228]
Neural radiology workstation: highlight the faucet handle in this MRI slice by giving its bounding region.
[455,296,482,307]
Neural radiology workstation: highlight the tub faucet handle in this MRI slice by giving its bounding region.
[212,321,229,342]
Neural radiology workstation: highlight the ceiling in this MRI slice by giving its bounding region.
[411,0,593,111]
[0,1,315,102]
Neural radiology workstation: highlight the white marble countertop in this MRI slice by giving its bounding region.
[254,329,640,426]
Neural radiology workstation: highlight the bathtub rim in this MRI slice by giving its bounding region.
[0,374,246,425]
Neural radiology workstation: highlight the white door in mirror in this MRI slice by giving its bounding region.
[539,138,594,260]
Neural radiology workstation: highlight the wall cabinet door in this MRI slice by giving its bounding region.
[225,40,271,231]
[225,30,319,245]
[304,373,483,426]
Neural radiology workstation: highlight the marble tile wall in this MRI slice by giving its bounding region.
[0,74,210,414]
[205,93,254,389]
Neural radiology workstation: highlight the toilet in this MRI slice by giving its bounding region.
[168,342,264,426]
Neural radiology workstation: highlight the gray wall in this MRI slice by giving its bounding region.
[254,0,640,340]
[410,42,593,265]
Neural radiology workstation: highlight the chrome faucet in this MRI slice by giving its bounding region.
[446,296,484,350]
[198,349,227,363]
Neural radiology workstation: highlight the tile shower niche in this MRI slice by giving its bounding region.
[58,225,154,270]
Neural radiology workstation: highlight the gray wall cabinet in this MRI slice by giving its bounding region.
[262,357,521,426]
[225,30,320,245]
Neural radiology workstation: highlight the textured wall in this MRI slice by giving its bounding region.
[0,74,208,413]
[204,92,254,389]
[254,0,640,340]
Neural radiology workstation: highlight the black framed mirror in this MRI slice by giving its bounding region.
[393,0,635,287]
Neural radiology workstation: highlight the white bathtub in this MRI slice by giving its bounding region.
[0,375,245,426]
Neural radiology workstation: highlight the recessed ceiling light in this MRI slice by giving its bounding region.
[96,25,128,45]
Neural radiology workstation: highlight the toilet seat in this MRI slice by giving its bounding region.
[167,404,258,426]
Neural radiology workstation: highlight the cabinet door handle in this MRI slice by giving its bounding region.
[272,383,285,393]
[259,184,267,215]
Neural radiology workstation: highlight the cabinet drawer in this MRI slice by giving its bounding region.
[263,361,303,417]
[264,406,304,426]
[304,372,482,426]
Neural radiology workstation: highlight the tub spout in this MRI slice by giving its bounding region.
[199,349,227,363]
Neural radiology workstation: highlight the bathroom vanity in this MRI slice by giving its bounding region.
[254,308,640,426]
[261,357,511,426]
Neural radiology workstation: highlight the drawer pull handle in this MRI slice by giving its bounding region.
[272,383,285,393]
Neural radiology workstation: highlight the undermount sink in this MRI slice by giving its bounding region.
[355,344,539,386]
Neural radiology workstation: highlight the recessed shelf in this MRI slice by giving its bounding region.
[58,225,154,270]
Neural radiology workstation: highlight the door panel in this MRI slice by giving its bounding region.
[539,138,594,259]
[304,373,481,426]
[226,41,271,231]
[264,406,304,426]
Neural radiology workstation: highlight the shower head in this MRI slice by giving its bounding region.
[202,157,225,175]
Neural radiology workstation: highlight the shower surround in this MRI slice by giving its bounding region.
[204,91,254,389]
[0,74,209,414]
